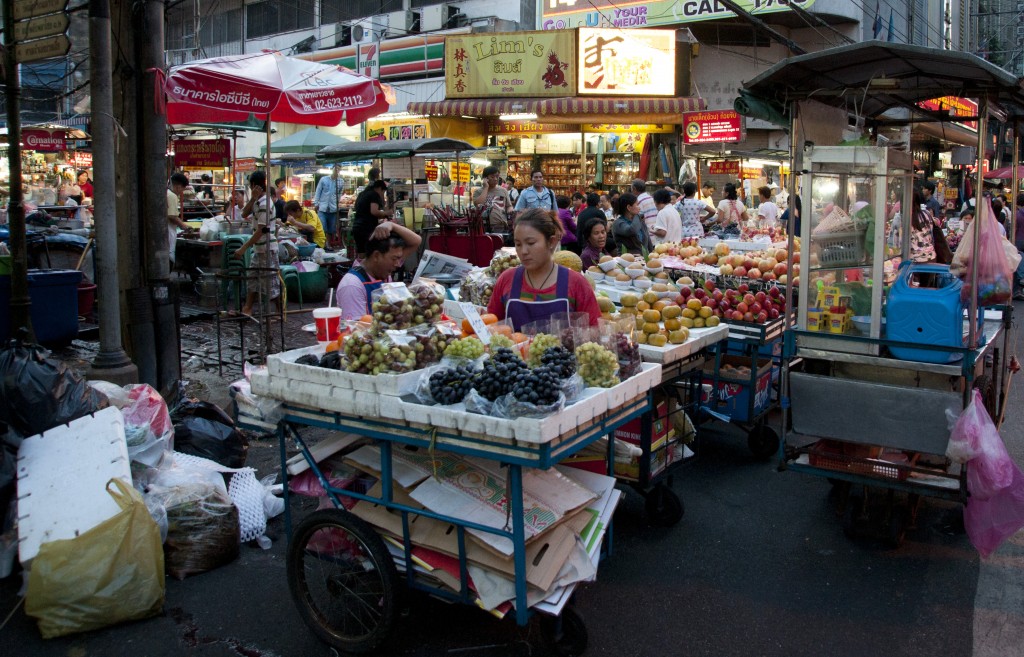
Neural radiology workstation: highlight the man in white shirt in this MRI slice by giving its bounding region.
[756,185,780,228]
[167,172,190,264]
[632,179,658,238]
[651,188,683,245]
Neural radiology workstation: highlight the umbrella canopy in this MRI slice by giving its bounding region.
[164,51,392,127]
[264,127,348,155]
[984,164,1024,180]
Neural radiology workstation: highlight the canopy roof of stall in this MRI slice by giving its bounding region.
[318,137,477,162]
[406,97,705,125]
[741,40,1024,124]
[262,127,349,155]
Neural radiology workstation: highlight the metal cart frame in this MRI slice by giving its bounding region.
[277,392,651,653]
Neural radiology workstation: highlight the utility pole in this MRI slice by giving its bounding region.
[139,0,181,395]
[2,2,35,342]
[87,0,138,384]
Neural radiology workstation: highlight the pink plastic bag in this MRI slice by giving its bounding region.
[964,462,1024,559]
[960,201,1013,306]
[946,390,1015,499]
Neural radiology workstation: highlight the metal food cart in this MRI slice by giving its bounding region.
[739,41,1024,546]
[252,349,662,654]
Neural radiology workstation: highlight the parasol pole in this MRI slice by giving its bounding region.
[968,97,988,353]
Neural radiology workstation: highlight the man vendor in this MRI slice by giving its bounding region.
[283,200,327,248]
[335,221,421,320]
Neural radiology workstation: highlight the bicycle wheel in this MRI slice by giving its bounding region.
[287,509,399,654]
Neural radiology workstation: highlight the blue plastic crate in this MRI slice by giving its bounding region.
[0,269,82,345]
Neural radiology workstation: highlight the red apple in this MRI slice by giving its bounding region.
[674,295,686,306]
[768,308,780,319]
[736,302,749,314]
[725,289,738,300]
[744,293,756,306]
[756,311,768,323]
[748,268,763,280]
[707,299,719,310]
[773,262,788,277]
[743,258,756,270]
[732,310,745,321]
[734,266,748,278]
[743,312,755,322]
[791,276,800,286]
[738,283,750,294]
[705,279,716,292]
[761,272,777,282]
[750,302,762,315]
[719,300,732,313]
[680,286,692,297]
[793,264,801,276]
[694,288,707,300]
[775,249,788,262]
[768,286,781,298]
[792,252,801,264]
[703,253,719,266]
[755,291,767,304]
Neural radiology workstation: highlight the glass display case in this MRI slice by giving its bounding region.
[795,146,913,355]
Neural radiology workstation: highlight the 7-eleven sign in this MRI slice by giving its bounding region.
[358,42,380,79]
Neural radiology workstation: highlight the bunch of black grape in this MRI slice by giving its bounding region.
[472,347,528,401]
[540,346,576,380]
[511,366,561,406]
[429,364,476,405]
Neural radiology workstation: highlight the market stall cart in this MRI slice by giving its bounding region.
[739,41,1024,546]
[252,346,660,654]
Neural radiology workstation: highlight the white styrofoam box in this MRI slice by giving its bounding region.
[16,407,132,564]
[639,324,729,364]
[378,379,635,445]
[250,370,272,396]
[257,371,382,418]
[605,362,661,410]
[266,345,421,396]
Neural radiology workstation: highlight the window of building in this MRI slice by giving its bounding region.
[201,8,243,48]
[321,0,403,24]
[246,0,315,39]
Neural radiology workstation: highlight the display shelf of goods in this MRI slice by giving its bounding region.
[796,145,913,356]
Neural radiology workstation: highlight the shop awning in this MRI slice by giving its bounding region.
[406,97,706,124]
[318,137,477,163]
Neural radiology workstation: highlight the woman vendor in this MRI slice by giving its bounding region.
[579,216,612,271]
[487,208,601,330]
[336,221,422,320]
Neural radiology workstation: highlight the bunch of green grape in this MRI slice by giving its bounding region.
[488,334,517,351]
[526,333,562,369]
[444,336,485,360]
[575,342,620,388]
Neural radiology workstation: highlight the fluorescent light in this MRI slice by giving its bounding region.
[499,113,538,121]
[469,157,491,166]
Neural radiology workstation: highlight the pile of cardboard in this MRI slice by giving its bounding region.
[300,440,621,616]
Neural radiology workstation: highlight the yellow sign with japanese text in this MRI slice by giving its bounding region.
[445,31,577,98]
[578,28,674,96]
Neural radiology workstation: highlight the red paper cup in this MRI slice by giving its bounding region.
[313,307,342,343]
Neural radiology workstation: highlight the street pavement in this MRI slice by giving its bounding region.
[1,300,1023,656]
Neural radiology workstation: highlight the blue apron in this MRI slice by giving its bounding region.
[504,266,571,332]
[349,266,383,316]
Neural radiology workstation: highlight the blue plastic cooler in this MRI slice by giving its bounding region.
[885,262,964,363]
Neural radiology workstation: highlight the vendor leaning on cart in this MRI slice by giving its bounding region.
[487,208,602,330]
[335,221,422,320]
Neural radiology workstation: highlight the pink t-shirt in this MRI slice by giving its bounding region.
[487,266,601,325]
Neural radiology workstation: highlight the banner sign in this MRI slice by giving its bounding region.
[235,158,258,173]
[708,160,740,175]
[445,31,576,98]
[366,118,429,141]
[485,120,577,134]
[541,0,817,31]
[173,139,230,168]
[66,151,92,167]
[917,96,978,131]
[578,28,674,96]
[22,128,66,151]
[583,123,675,134]
[683,110,742,144]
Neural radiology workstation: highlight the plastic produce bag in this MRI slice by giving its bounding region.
[370,282,418,330]
[964,463,1024,559]
[0,340,109,438]
[148,480,239,580]
[955,203,1014,305]
[947,389,1015,500]
[170,400,249,469]
[95,383,174,467]
[24,479,165,638]
[498,390,566,419]
[407,279,445,324]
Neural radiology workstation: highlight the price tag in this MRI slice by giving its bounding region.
[458,302,491,344]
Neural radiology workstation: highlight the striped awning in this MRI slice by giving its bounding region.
[406,97,706,124]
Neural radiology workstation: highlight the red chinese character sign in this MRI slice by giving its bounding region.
[444,31,577,98]
[683,110,741,144]
[172,139,230,168]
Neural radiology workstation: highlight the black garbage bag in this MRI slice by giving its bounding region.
[0,340,109,438]
[171,400,249,468]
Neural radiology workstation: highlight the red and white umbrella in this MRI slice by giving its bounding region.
[164,51,392,127]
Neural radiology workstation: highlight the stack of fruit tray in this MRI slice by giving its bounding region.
[252,347,662,446]
[638,325,730,364]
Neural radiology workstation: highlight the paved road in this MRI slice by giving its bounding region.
[2,304,1023,656]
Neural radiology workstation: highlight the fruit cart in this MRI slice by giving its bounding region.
[252,346,661,655]
[739,41,1024,546]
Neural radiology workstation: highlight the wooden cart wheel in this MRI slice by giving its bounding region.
[747,425,780,460]
[644,483,685,527]
[541,605,589,657]
[287,509,399,654]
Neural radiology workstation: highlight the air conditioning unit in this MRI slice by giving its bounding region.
[387,10,420,37]
[470,17,517,33]
[348,16,387,45]
[420,4,464,32]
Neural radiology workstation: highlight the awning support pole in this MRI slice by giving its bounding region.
[968,97,988,351]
